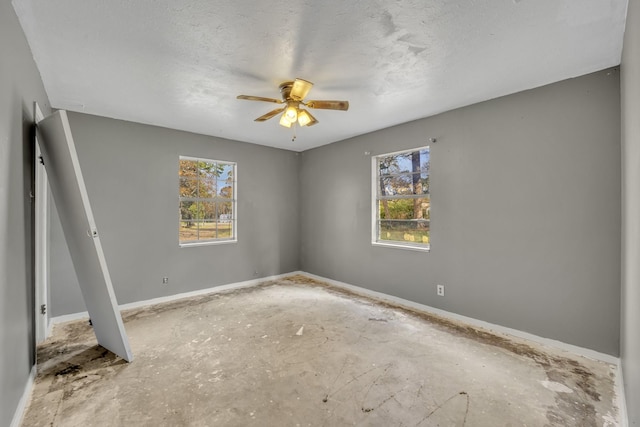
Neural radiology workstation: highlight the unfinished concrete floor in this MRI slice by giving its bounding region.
[23,275,621,426]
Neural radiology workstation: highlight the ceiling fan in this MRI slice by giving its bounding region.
[237,78,349,129]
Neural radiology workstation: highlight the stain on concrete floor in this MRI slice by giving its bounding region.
[23,275,620,426]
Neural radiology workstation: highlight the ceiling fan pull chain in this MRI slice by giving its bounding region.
[291,123,297,142]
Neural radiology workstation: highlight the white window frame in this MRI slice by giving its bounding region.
[371,146,430,252]
[179,155,237,247]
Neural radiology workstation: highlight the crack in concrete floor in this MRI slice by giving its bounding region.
[23,275,621,426]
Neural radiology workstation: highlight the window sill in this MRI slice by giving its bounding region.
[372,241,430,253]
[179,239,237,248]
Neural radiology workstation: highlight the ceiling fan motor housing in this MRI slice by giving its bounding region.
[279,81,295,100]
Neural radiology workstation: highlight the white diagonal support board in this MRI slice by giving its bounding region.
[37,110,133,362]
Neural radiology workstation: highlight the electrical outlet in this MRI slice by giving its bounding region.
[437,284,445,296]
[162,277,169,285]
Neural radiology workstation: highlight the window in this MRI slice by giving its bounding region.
[373,146,430,251]
[179,156,236,245]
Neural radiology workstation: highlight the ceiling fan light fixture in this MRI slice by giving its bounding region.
[284,104,298,123]
[279,114,293,128]
[297,109,312,127]
[237,79,347,133]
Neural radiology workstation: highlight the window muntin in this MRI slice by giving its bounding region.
[373,147,430,250]
[179,156,236,245]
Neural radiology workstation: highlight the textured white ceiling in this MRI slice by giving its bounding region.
[13,0,628,151]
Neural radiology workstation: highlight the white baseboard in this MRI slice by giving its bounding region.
[52,269,618,365]
[10,365,36,427]
[300,272,619,365]
[51,271,303,325]
[616,360,629,427]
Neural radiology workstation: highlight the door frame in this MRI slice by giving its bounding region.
[34,102,49,343]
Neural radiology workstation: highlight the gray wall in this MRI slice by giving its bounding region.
[49,112,300,316]
[49,195,89,315]
[300,69,621,356]
[621,0,640,423]
[0,3,51,426]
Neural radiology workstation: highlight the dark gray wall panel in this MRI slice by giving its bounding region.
[0,3,50,426]
[300,69,621,356]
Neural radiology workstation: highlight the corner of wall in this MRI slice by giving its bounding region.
[620,0,640,424]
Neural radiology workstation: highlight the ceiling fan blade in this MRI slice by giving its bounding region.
[237,95,283,104]
[305,100,349,111]
[290,78,314,101]
[255,108,285,122]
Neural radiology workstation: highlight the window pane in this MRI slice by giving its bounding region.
[379,155,402,175]
[197,202,216,239]
[216,220,233,238]
[387,173,414,195]
[379,197,430,220]
[410,172,428,195]
[379,150,429,174]
[413,149,429,171]
[199,179,216,198]
[179,159,198,177]
[179,220,199,242]
[379,173,430,196]
[217,201,233,219]
[379,220,430,244]
[218,164,234,182]
[201,202,216,221]
[198,221,217,240]
[180,201,197,221]
[198,161,217,179]
[179,178,198,198]
[420,172,429,194]
[218,164,234,198]
[218,183,233,199]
